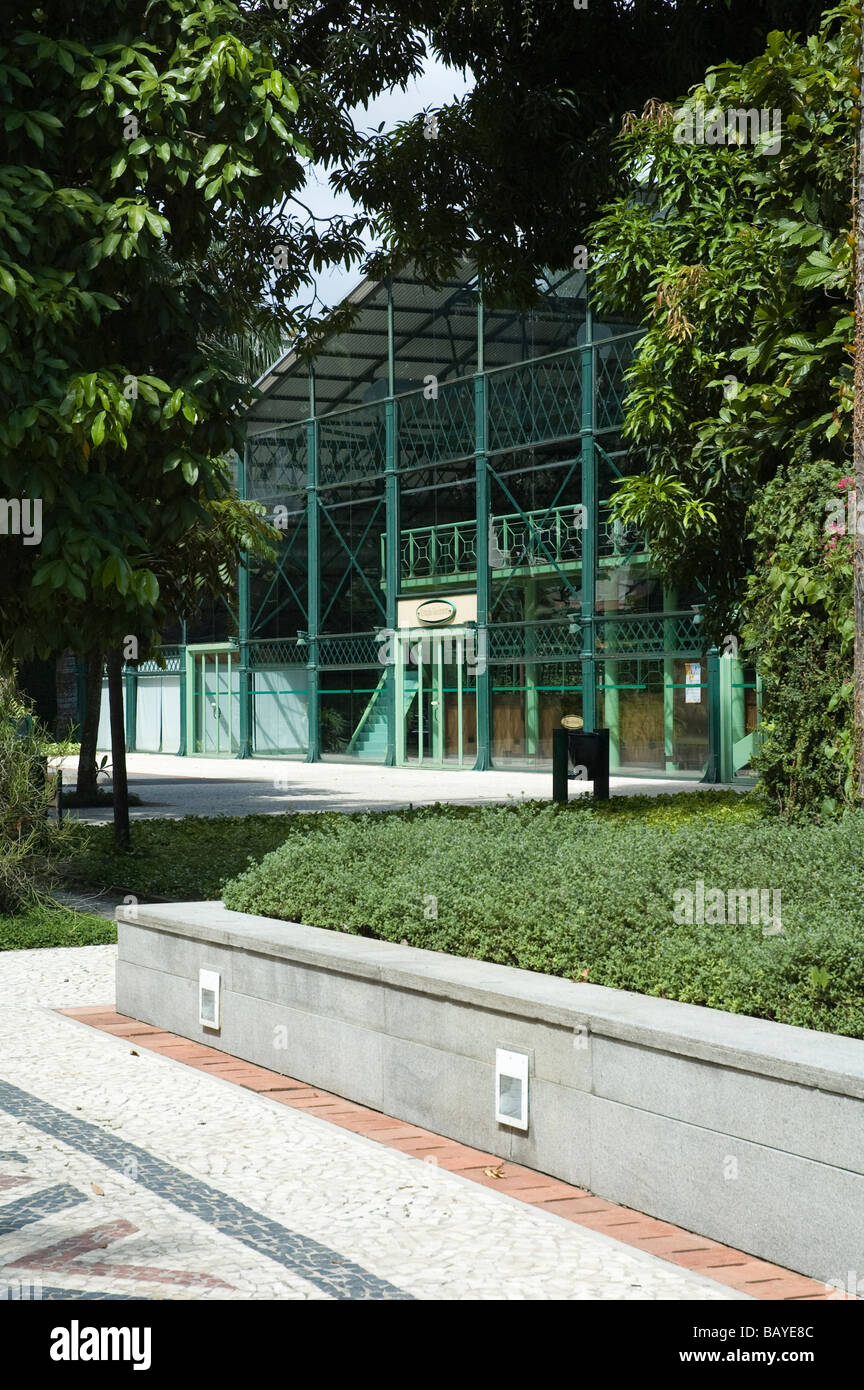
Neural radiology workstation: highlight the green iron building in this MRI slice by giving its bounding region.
[116,263,758,782]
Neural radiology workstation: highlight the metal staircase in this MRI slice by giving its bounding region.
[347,668,419,758]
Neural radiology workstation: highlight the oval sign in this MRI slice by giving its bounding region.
[561,715,584,730]
[416,599,456,626]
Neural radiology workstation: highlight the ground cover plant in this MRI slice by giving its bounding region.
[62,791,757,901]
[217,795,864,1038]
[0,903,114,951]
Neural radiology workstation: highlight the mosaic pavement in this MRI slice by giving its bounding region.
[0,945,746,1301]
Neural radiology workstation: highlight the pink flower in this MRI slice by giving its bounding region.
[838,476,854,490]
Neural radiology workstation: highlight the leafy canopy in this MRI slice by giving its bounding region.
[0,0,367,658]
[589,2,856,634]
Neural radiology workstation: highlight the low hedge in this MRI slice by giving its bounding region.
[222,797,864,1038]
[0,904,116,951]
[64,791,758,902]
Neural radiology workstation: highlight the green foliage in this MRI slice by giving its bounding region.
[742,462,854,814]
[220,797,864,1038]
[0,903,115,951]
[0,675,73,913]
[588,5,857,814]
[64,791,757,901]
[333,0,825,302]
[0,0,366,660]
[589,4,856,636]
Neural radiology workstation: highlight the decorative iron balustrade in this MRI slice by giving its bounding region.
[488,610,703,665]
[317,631,382,668]
[487,352,583,453]
[599,514,643,559]
[246,425,306,504]
[248,639,304,667]
[136,648,183,675]
[488,621,582,663]
[387,503,645,582]
[397,377,475,470]
[318,403,386,487]
[594,610,704,658]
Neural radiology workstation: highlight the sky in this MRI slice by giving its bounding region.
[292,56,473,312]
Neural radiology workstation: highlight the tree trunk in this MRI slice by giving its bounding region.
[106,649,130,851]
[76,653,103,799]
[54,649,78,740]
[855,15,864,800]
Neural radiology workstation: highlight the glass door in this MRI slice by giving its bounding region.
[186,645,240,755]
[399,630,476,767]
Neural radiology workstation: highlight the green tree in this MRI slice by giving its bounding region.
[0,0,369,840]
[324,0,827,302]
[588,3,856,808]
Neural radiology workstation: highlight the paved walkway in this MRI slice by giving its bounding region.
[56,753,726,823]
[0,946,749,1302]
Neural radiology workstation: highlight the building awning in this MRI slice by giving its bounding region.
[245,261,589,432]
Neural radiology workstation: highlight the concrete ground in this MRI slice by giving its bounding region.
[0,945,745,1302]
[56,752,729,822]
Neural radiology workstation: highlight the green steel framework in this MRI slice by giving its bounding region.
[117,270,756,779]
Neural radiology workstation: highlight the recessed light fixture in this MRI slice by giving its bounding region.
[495,1048,529,1130]
[199,969,221,1030]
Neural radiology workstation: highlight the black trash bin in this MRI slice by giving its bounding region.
[552,726,610,802]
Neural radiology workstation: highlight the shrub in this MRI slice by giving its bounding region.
[742,460,855,816]
[64,791,758,902]
[0,675,71,914]
[222,798,864,1037]
[0,904,115,951]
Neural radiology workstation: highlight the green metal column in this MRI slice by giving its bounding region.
[236,442,252,758]
[663,588,677,773]
[730,656,746,751]
[184,646,196,756]
[524,578,539,759]
[384,277,399,767]
[604,660,621,770]
[702,645,722,783]
[305,366,320,762]
[177,620,187,757]
[718,654,735,783]
[473,285,491,770]
[124,663,137,753]
[580,299,596,732]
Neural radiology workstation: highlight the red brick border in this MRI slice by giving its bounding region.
[59,1006,854,1302]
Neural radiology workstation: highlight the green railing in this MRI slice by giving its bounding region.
[488,620,581,663]
[245,334,641,492]
[486,609,705,665]
[398,376,475,470]
[384,502,645,583]
[486,351,582,453]
[245,424,306,505]
[317,631,382,668]
[248,638,304,666]
[594,610,705,658]
[136,647,183,675]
